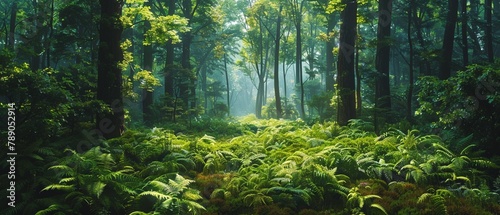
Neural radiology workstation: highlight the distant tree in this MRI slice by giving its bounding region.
[239,0,275,118]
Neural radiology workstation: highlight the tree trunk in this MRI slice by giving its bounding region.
[355,25,361,115]
[274,6,283,119]
[413,8,431,76]
[181,34,192,110]
[494,0,500,57]
[375,0,392,131]
[143,5,153,124]
[46,0,54,68]
[97,0,124,139]
[485,0,494,62]
[8,2,17,50]
[224,54,231,116]
[256,76,265,118]
[296,22,305,119]
[336,0,357,126]
[439,0,458,80]
[461,0,468,67]
[325,13,336,92]
[164,0,175,96]
[407,0,415,121]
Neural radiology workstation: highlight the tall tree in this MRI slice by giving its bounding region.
[287,0,306,119]
[8,2,17,50]
[164,0,176,97]
[336,0,357,126]
[375,0,393,130]
[97,0,124,138]
[180,0,193,109]
[273,5,284,119]
[142,0,153,123]
[325,12,336,92]
[407,0,415,121]
[461,0,468,66]
[439,0,458,80]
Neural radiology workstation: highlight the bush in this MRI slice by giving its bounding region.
[416,62,500,156]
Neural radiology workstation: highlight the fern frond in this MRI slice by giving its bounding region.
[267,186,311,205]
[418,193,447,214]
[35,204,62,215]
[370,203,389,215]
[41,184,75,192]
[138,191,172,201]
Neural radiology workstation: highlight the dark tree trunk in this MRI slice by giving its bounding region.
[461,0,468,66]
[407,0,415,121]
[439,0,458,80]
[30,0,43,72]
[8,2,17,50]
[181,36,191,110]
[325,13,336,92]
[485,0,494,62]
[164,0,175,96]
[274,6,283,119]
[469,0,482,58]
[46,0,54,68]
[413,10,431,76]
[336,0,357,126]
[375,0,392,131]
[256,74,264,118]
[355,25,361,115]
[494,0,500,57]
[97,0,124,139]
[296,22,305,119]
[143,4,153,123]
[181,0,195,112]
[224,54,231,116]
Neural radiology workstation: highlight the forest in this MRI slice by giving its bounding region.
[1,0,500,214]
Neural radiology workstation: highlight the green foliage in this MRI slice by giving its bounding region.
[417,192,448,215]
[133,70,161,92]
[121,0,190,44]
[135,174,205,215]
[416,62,500,155]
[346,187,388,215]
[12,117,500,215]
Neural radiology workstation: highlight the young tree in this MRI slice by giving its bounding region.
[97,0,125,138]
[336,0,357,126]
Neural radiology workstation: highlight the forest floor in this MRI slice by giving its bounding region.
[14,116,500,215]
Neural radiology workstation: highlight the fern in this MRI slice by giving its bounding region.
[418,193,447,214]
[267,186,312,205]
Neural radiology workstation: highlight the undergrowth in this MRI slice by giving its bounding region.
[3,118,499,215]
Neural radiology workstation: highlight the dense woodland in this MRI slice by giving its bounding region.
[1,0,500,214]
